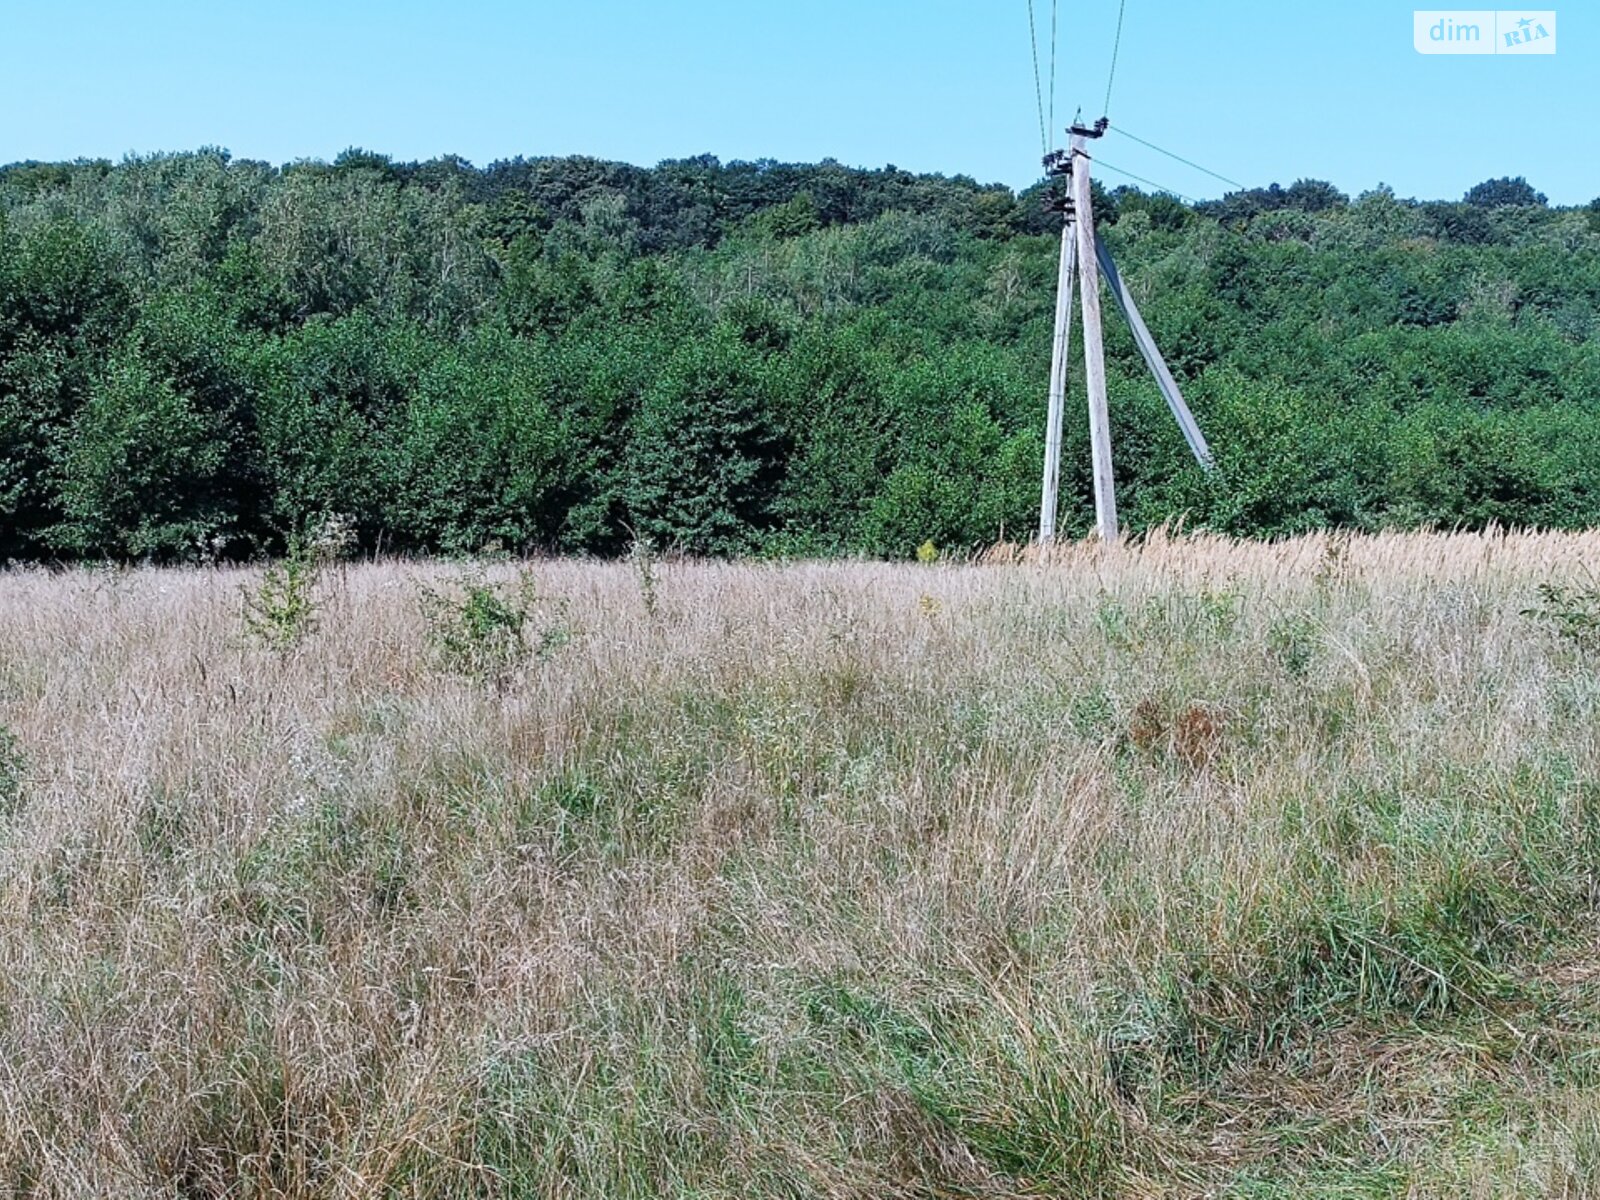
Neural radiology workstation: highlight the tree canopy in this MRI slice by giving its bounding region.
[2,150,1597,561]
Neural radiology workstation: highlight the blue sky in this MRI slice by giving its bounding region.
[2,0,1593,203]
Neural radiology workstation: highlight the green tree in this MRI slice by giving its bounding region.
[253,313,426,544]
[0,336,70,559]
[0,213,130,557]
[1464,176,1547,208]
[624,331,785,554]
[53,354,229,558]
[858,347,1040,554]
[383,332,573,553]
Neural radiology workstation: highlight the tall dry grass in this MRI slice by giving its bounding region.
[1,530,1599,1197]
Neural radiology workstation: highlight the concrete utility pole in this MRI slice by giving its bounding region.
[1070,130,1118,542]
[1035,118,1214,546]
[1036,218,1077,543]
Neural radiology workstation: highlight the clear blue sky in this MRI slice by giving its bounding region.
[3,0,1592,203]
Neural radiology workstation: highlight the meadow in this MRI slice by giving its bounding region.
[2,530,1599,1197]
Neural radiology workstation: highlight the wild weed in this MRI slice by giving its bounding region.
[419,569,569,681]
[1526,577,1600,652]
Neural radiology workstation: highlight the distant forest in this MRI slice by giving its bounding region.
[2,148,1598,561]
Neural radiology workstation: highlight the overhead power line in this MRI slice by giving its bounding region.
[1102,0,1128,118]
[1093,158,1197,204]
[1048,0,1058,141]
[1027,0,1048,155]
[1108,126,1249,191]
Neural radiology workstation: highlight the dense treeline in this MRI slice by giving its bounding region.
[2,147,1598,561]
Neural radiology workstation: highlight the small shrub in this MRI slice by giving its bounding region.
[1267,613,1319,678]
[916,540,939,564]
[242,536,322,650]
[420,570,569,681]
[1525,578,1600,652]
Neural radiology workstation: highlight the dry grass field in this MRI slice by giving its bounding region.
[3,530,1600,1198]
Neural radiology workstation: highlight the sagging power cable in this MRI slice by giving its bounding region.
[1093,157,1198,205]
[1027,0,1049,155]
[1109,126,1248,192]
[1048,0,1058,145]
[1101,0,1128,118]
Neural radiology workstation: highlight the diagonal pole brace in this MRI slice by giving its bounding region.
[1094,235,1215,470]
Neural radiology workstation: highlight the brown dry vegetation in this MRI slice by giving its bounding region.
[2,530,1600,1198]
